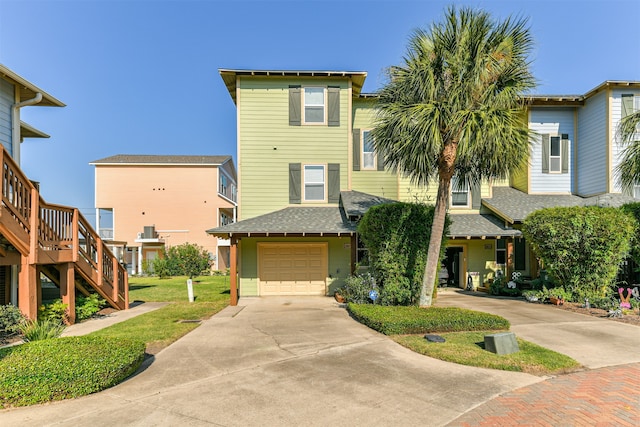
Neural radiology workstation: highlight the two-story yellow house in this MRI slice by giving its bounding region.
[207,69,523,304]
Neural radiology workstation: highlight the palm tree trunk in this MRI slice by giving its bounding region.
[419,175,451,306]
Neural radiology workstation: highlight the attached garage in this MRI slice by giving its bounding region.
[258,243,328,295]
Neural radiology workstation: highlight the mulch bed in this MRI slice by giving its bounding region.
[548,301,640,326]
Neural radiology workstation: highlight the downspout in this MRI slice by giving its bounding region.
[12,92,43,165]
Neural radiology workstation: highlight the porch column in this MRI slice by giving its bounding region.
[18,255,38,320]
[229,236,238,306]
[350,234,357,274]
[506,238,515,280]
[60,262,76,324]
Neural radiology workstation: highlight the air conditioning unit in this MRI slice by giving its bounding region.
[143,225,156,239]
[137,232,144,239]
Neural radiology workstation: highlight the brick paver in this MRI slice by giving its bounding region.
[448,363,640,427]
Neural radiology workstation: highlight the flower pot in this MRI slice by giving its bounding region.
[549,296,564,306]
[334,293,345,303]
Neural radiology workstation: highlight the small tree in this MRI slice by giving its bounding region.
[165,243,212,279]
[522,206,635,299]
[358,202,449,305]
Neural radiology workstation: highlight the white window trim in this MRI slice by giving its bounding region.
[303,164,327,202]
[450,177,470,208]
[361,130,377,170]
[303,87,327,125]
[549,135,562,174]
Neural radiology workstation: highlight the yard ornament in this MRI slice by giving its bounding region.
[618,287,632,309]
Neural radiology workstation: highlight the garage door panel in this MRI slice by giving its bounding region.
[258,243,328,296]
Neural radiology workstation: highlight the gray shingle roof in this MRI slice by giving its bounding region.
[448,214,521,238]
[90,154,232,165]
[484,187,637,223]
[340,190,397,218]
[207,207,356,236]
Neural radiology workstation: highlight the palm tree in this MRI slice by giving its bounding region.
[616,109,640,191]
[372,6,536,306]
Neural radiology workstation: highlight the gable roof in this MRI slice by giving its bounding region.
[90,154,233,166]
[207,206,356,237]
[483,187,637,223]
[219,69,368,103]
[0,64,65,107]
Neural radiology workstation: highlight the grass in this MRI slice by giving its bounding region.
[128,275,231,302]
[91,275,230,349]
[348,304,581,375]
[393,332,581,375]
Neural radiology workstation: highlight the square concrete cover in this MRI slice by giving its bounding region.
[484,332,519,355]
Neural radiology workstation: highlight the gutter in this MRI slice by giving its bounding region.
[12,92,43,164]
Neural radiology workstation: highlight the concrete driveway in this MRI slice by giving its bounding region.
[1,296,542,427]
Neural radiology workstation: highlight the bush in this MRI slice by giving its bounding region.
[0,305,25,341]
[337,273,376,304]
[523,206,635,300]
[164,243,212,279]
[39,299,68,324]
[75,294,106,322]
[347,303,509,335]
[0,336,145,408]
[489,276,522,297]
[152,257,171,279]
[19,319,65,341]
[358,202,449,306]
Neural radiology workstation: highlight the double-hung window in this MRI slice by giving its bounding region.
[303,87,325,124]
[549,136,562,173]
[220,174,227,195]
[304,165,325,201]
[362,130,376,170]
[451,176,469,207]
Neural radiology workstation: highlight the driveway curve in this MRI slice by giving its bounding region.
[1,296,541,426]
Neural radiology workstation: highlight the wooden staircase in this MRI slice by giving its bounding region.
[0,147,128,324]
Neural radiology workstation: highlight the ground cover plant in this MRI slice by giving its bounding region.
[0,336,145,408]
[0,275,230,408]
[347,303,580,375]
[393,332,580,375]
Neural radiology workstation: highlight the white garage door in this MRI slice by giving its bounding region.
[258,243,328,295]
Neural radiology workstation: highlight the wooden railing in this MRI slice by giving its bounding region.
[0,147,128,311]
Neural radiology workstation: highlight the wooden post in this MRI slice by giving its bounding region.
[230,236,238,306]
[60,262,76,325]
[112,254,119,304]
[18,255,38,320]
[506,238,514,280]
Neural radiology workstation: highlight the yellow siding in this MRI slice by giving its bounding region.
[238,77,350,220]
[351,99,399,198]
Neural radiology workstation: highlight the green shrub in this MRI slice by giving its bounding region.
[523,206,635,300]
[0,336,145,408]
[152,257,171,279]
[164,243,212,278]
[0,305,25,341]
[347,303,509,335]
[358,202,449,305]
[337,272,376,304]
[39,299,68,324]
[19,319,65,341]
[489,276,522,297]
[75,294,106,322]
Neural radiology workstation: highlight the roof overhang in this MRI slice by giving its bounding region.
[219,69,368,104]
[0,64,65,107]
[20,121,50,139]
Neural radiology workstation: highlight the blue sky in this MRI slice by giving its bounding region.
[1,0,639,225]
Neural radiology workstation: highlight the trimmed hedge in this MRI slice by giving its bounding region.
[347,303,509,335]
[0,336,145,408]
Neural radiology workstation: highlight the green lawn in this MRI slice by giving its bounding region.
[91,275,230,350]
[393,332,581,375]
